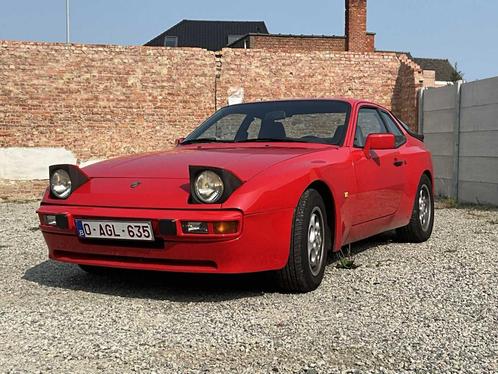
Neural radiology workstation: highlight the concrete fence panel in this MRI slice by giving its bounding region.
[421,76,498,206]
[421,84,458,198]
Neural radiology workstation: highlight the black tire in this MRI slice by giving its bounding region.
[397,174,434,243]
[276,189,330,293]
[78,264,109,275]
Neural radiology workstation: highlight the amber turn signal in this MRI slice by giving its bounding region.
[213,221,238,234]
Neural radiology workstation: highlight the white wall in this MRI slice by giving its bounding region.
[0,147,76,180]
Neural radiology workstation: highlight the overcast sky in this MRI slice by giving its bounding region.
[1,0,496,81]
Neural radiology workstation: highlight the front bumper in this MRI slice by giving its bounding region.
[37,204,293,274]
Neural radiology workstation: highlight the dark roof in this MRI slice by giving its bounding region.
[144,20,269,51]
[413,57,457,82]
[375,50,413,56]
[231,33,347,40]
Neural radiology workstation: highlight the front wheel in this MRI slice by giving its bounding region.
[276,189,330,293]
[397,174,434,243]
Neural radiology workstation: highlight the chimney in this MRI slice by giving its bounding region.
[345,0,370,52]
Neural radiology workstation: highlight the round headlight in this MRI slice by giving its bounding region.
[50,169,72,198]
[194,170,224,203]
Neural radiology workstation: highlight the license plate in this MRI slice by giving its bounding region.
[75,220,155,241]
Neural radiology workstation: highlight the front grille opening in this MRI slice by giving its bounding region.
[53,250,217,270]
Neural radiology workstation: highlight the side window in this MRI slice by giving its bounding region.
[354,108,386,147]
[227,35,244,45]
[380,111,406,147]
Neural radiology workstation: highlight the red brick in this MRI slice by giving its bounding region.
[345,0,373,52]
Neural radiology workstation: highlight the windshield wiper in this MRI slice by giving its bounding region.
[181,138,233,145]
[238,138,310,143]
[182,137,311,145]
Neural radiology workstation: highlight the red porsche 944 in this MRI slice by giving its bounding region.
[38,99,434,292]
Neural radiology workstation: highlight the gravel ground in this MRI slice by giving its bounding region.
[0,202,497,373]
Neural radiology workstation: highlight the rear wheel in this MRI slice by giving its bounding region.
[397,174,434,242]
[277,189,330,293]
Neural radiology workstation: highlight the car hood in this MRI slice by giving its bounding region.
[83,144,330,181]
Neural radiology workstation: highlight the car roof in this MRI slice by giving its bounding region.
[228,98,382,108]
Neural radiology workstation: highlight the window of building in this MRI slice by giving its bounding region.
[227,35,244,45]
[164,36,178,47]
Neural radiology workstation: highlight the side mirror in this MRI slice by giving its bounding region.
[364,133,395,158]
[175,138,185,146]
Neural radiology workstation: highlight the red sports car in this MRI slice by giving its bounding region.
[38,99,434,292]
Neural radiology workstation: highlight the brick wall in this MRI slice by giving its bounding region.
[365,33,375,52]
[231,33,375,54]
[345,0,372,52]
[217,48,420,123]
[0,41,422,199]
[0,180,47,202]
[247,35,347,52]
[393,54,424,128]
[0,41,216,161]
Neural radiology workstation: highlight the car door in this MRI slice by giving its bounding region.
[351,106,407,225]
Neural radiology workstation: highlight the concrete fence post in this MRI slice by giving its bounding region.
[417,87,425,134]
[452,81,463,201]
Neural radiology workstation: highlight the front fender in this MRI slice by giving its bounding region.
[223,151,357,251]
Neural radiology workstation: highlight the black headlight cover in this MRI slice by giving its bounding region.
[189,166,243,204]
[48,164,89,199]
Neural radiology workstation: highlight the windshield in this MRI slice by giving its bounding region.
[183,100,351,145]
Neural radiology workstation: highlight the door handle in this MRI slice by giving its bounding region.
[393,159,405,167]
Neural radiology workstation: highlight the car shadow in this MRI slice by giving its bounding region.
[23,231,398,301]
[23,260,276,302]
[326,230,398,265]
